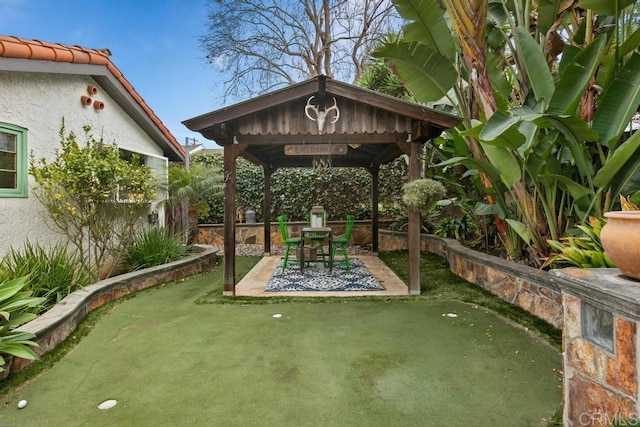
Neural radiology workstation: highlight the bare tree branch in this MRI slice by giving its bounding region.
[200,0,401,100]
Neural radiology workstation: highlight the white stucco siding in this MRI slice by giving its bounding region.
[85,91,164,159]
[0,70,167,257]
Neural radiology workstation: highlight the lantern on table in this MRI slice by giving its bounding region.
[310,206,326,229]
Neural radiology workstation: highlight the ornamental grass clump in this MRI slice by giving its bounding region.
[0,241,92,314]
[121,227,191,272]
[402,178,447,215]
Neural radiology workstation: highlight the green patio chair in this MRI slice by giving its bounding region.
[278,215,301,271]
[331,215,355,271]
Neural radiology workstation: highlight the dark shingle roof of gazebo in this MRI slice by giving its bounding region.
[183,76,460,169]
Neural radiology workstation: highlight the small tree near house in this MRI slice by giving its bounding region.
[29,120,157,280]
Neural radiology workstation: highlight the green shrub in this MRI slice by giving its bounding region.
[121,227,191,272]
[29,120,157,279]
[434,214,478,242]
[388,211,438,233]
[402,179,447,215]
[0,242,92,314]
[0,276,45,372]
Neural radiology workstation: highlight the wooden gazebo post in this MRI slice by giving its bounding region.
[223,144,244,296]
[407,140,421,295]
[263,166,272,255]
[369,164,380,254]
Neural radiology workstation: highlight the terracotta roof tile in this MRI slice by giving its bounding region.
[0,35,184,158]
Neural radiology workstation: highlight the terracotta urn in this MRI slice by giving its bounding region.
[601,211,640,280]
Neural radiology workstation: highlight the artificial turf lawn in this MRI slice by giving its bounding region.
[1,255,562,426]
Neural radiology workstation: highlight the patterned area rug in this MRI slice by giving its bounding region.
[265,258,384,292]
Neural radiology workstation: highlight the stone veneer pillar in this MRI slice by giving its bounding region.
[552,268,640,426]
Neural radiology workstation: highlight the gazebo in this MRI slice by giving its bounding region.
[183,75,460,295]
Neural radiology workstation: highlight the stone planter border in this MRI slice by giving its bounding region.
[379,230,563,328]
[10,245,218,374]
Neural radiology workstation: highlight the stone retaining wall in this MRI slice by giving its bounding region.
[379,230,564,328]
[552,269,640,426]
[10,245,218,374]
[197,221,381,248]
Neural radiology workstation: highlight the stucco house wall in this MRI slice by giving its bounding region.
[0,35,185,257]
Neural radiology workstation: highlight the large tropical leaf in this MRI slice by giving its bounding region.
[594,130,640,194]
[536,115,599,144]
[514,27,555,104]
[580,0,637,16]
[480,143,522,187]
[476,111,527,149]
[434,156,503,186]
[535,115,597,181]
[2,331,38,345]
[0,277,25,303]
[548,36,606,115]
[373,41,457,102]
[2,312,37,330]
[546,174,594,200]
[487,0,508,23]
[475,201,506,218]
[620,27,640,58]
[478,111,521,141]
[393,0,457,60]
[536,0,563,36]
[505,218,534,245]
[610,151,640,204]
[592,53,640,148]
[0,342,38,360]
[558,45,579,77]
[486,50,512,108]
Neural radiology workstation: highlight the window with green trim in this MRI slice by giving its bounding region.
[0,123,28,198]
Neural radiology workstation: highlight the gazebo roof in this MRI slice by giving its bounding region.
[183,76,460,169]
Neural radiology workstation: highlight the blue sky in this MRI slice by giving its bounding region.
[0,0,227,148]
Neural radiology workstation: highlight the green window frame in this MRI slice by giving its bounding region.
[0,123,28,198]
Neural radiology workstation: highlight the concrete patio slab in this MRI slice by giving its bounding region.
[235,255,409,297]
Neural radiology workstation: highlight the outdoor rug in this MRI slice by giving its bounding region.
[265,258,385,292]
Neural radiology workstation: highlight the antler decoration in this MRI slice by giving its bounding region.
[305,96,340,133]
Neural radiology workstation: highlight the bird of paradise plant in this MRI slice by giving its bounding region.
[374,0,640,264]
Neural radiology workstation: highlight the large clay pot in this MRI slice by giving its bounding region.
[601,211,640,280]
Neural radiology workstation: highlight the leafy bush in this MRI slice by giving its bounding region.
[388,211,438,233]
[0,276,45,373]
[434,214,478,242]
[29,120,157,279]
[402,179,446,215]
[121,227,191,272]
[0,242,92,314]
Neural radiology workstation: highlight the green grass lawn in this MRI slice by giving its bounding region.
[0,253,562,426]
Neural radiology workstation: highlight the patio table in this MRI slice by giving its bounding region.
[300,227,332,273]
